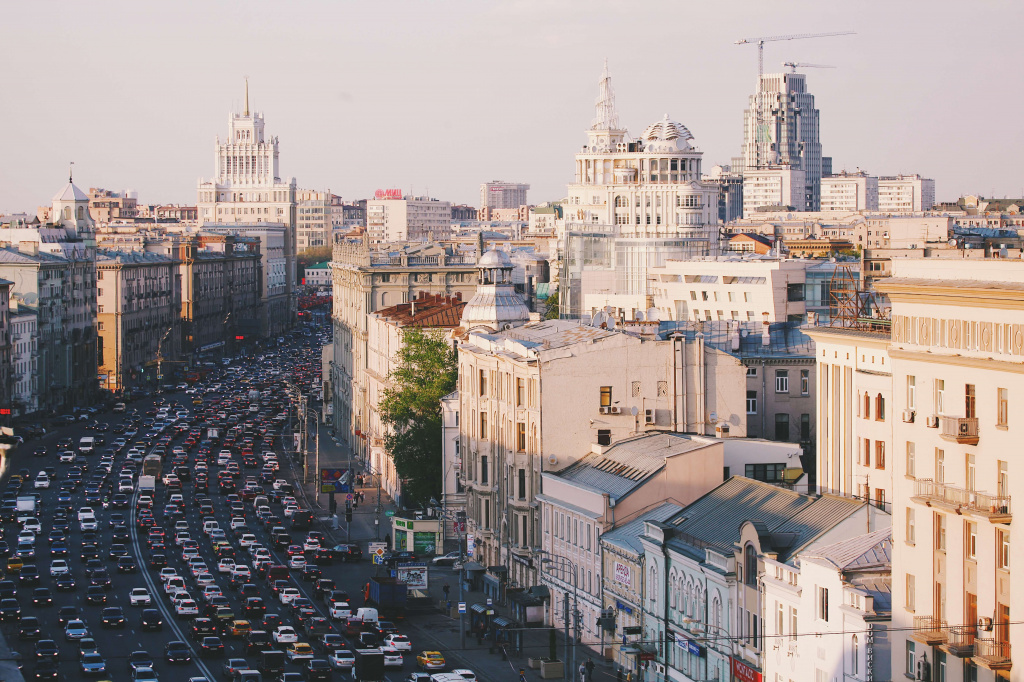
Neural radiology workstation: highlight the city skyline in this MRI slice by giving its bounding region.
[2,0,1023,212]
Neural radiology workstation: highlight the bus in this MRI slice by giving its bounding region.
[142,454,162,478]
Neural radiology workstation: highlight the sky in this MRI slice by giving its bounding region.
[2,0,1023,213]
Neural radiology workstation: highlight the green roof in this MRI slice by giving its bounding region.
[306,262,331,269]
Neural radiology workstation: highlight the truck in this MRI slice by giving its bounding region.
[365,577,407,618]
[258,650,285,676]
[137,476,156,494]
[16,497,35,523]
[142,455,162,478]
[353,649,385,682]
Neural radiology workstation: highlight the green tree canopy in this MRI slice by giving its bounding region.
[378,327,458,506]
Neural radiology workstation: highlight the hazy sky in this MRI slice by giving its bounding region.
[3,0,1023,213]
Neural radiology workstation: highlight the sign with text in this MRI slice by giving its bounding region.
[613,561,631,585]
[374,189,403,200]
[396,562,428,590]
[731,658,762,682]
[466,534,475,558]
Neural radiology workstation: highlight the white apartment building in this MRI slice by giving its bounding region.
[877,175,935,213]
[481,181,529,211]
[647,256,809,324]
[439,390,464,539]
[9,307,37,415]
[366,196,452,245]
[821,172,879,212]
[877,258,1020,682]
[742,168,807,217]
[296,190,331,250]
[761,528,892,682]
[807,326,895,511]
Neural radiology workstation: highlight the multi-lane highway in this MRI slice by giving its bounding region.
[0,325,435,682]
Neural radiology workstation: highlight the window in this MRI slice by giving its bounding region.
[800,370,809,395]
[906,508,915,544]
[746,463,785,483]
[746,391,757,414]
[775,370,789,393]
[934,513,946,551]
[906,442,916,477]
[875,441,885,469]
[966,454,976,491]
[479,369,487,396]
[600,386,612,408]
[480,455,488,485]
[998,388,1008,426]
[744,544,757,586]
[935,651,946,682]
[907,376,916,409]
[965,521,977,559]
[998,460,1009,498]
[800,414,810,441]
[861,438,871,467]
[851,635,859,675]
[905,641,916,677]
[965,383,976,418]
[875,393,885,421]
[517,469,526,499]
[875,488,885,510]
[516,378,525,407]
[936,379,945,413]
[906,574,915,611]
[479,412,487,439]
[774,414,790,441]
[597,429,611,446]
[516,423,526,452]
[935,449,945,483]
[998,529,1010,570]
[817,586,829,621]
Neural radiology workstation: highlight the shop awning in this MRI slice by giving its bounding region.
[528,585,550,599]
[462,561,486,572]
[492,616,516,628]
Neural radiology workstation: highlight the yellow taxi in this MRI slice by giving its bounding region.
[417,651,445,670]
[6,557,23,574]
[285,642,314,662]
[229,620,251,638]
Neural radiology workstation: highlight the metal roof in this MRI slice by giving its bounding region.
[0,247,68,264]
[802,527,891,570]
[602,503,684,555]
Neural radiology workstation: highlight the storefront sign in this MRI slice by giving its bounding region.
[674,631,704,657]
[396,563,428,589]
[613,562,631,585]
[466,534,475,557]
[615,600,633,615]
[732,658,762,682]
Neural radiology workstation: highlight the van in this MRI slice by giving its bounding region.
[78,437,95,455]
[203,520,221,535]
[112,403,126,413]
[355,607,378,624]
[265,565,289,584]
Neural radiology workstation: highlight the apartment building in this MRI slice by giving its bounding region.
[877,258,1021,682]
[821,172,879,212]
[878,175,935,213]
[9,306,37,415]
[88,187,139,223]
[742,168,807,217]
[365,196,452,244]
[481,181,529,211]
[296,190,332,250]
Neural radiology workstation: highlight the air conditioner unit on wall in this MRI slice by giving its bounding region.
[599,406,610,415]
[902,409,915,423]
[925,416,939,428]
[645,409,654,424]
[609,406,621,414]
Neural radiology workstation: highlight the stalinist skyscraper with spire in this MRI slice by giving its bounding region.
[196,81,297,230]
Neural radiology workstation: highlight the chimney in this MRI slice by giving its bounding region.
[18,241,38,256]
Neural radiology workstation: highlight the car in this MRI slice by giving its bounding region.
[199,636,225,657]
[57,605,79,626]
[450,670,478,681]
[417,651,445,670]
[141,609,164,631]
[19,615,41,640]
[80,651,107,675]
[273,625,298,643]
[128,650,155,672]
[47,558,70,577]
[165,640,192,664]
[279,588,300,605]
[30,587,52,606]
[316,633,345,654]
[132,666,160,682]
[34,638,59,662]
[102,606,127,628]
[305,658,333,680]
[64,619,90,640]
[54,574,76,592]
[382,647,404,668]
[384,634,412,651]
[382,551,418,567]
[402,675,433,682]
[285,642,314,662]
[431,551,462,566]
[130,587,152,606]
[328,649,356,670]
[222,657,250,678]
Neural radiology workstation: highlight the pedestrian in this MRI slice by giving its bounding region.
[384,533,391,548]
[586,659,595,681]
[442,583,450,600]
[476,622,484,645]
[579,662,587,682]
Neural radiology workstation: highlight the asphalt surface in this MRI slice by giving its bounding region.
[0,323,428,682]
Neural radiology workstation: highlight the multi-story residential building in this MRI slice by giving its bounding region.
[702,165,744,224]
[481,181,530,213]
[740,71,825,210]
[303,262,331,288]
[204,223,291,337]
[88,188,139,223]
[296,189,332,250]
[647,256,810,324]
[877,175,935,213]
[742,168,808,217]
[762,527,892,682]
[365,195,452,244]
[362,293,466,507]
[439,390,465,540]
[329,235,478,461]
[821,171,879,212]
[561,64,719,318]
[137,204,198,222]
[639,478,885,682]
[526,204,562,239]
[877,258,1021,682]
[96,249,180,393]
[0,279,10,414]
[9,306,37,415]
[451,205,478,222]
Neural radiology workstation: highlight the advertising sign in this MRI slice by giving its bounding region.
[466,534,475,557]
[613,561,631,585]
[320,468,350,494]
[396,562,428,590]
[732,658,763,682]
[674,632,704,657]
[374,189,403,200]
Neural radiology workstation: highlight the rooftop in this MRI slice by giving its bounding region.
[0,247,69,265]
[97,249,174,265]
[803,527,892,571]
[602,503,684,555]
[373,293,466,329]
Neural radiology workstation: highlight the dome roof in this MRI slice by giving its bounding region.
[477,248,513,269]
[642,114,694,143]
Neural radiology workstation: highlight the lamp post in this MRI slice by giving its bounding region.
[306,407,322,497]
[155,327,173,394]
[681,616,734,682]
[542,555,580,682]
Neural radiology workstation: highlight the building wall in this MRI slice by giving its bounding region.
[10,310,37,414]
[366,197,452,244]
[742,168,807,217]
[821,174,879,212]
[743,358,816,457]
[878,175,935,213]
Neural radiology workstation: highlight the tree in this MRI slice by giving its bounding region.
[543,291,560,320]
[378,327,458,506]
[297,246,331,267]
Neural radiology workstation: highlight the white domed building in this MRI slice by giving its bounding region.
[459,248,531,333]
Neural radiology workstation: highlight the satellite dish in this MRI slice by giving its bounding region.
[635,311,645,321]
[709,412,718,422]
[592,311,607,327]
[22,293,37,306]
[631,406,639,416]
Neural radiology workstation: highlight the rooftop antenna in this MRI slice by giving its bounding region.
[244,76,250,117]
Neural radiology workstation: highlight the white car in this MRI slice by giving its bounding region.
[329,602,352,621]
[129,588,152,606]
[158,569,179,583]
[164,578,186,595]
[239,534,257,548]
[34,475,50,489]
[79,515,98,531]
[383,634,412,651]
[230,517,247,530]
[77,507,96,521]
[118,479,134,493]
[288,555,306,570]
[59,450,76,463]
[21,519,41,534]
[303,538,320,552]
[273,626,298,643]
[328,649,355,670]
[49,559,70,576]
[279,588,301,605]
[170,591,192,606]
[381,647,403,668]
[231,564,251,579]
[175,532,192,546]
[272,479,289,490]
[195,572,216,586]
[451,670,478,681]
[217,559,236,574]
[175,599,199,616]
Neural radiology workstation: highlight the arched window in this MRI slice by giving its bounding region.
[63,207,71,220]
[851,635,859,675]
[863,393,871,419]
[76,206,84,220]
[711,596,722,631]
[614,195,627,208]
[649,566,658,604]
[744,544,757,586]
[875,394,885,421]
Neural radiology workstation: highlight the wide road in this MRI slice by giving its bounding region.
[0,324,438,681]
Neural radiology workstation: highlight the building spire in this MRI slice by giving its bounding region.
[592,59,620,131]
[69,160,74,183]
[244,77,250,117]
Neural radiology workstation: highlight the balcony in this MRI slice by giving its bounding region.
[911,479,1011,523]
[974,638,1011,670]
[940,416,979,445]
[945,625,976,658]
[911,616,948,645]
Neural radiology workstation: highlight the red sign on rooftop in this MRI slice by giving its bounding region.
[374,189,402,200]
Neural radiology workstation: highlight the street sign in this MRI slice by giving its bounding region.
[458,602,467,614]
[486,598,492,606]
[385,510,395,517]
[346,494,354,501]
[372,554,382,565]
[320,482,338,494]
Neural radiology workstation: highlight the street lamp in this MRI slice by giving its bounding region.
[430,499,468,653]
[541,555,581,682]
[681,616,734,682]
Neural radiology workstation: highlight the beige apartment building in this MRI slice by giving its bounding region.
[96,250,180,392]
[365,196,452,245]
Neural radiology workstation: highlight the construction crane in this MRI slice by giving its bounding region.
[736,31,854,168]
[783,61,835,73]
